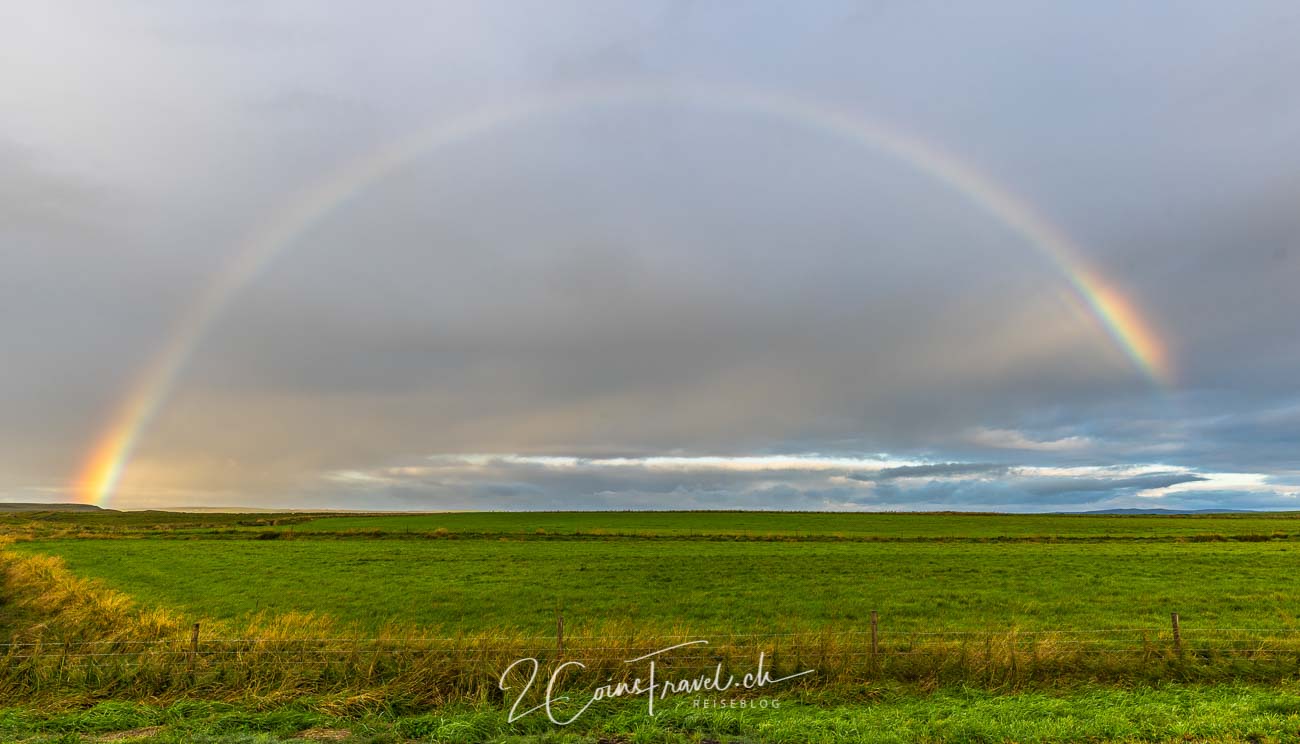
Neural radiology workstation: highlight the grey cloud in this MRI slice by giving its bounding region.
[1019,473,1207,497]
[851,464,1011,481]
[304,456,1260,514]
[0,145,100,235]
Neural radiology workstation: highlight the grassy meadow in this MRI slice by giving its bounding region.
[6,509,1300,742]
[12,508,1300,540]
[14,537,1300,634]
[272,510,1300,539]
[6,684,1300,743]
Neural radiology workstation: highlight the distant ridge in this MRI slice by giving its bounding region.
[1062,507,1259,515]
[0,502,106,512]
[148,506,362,513]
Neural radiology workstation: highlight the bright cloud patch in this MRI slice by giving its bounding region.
[319,454,1299,513]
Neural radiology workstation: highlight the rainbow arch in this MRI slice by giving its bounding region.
[76,82,1172,506]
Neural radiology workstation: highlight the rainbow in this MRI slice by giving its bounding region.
[75,82,1172,506]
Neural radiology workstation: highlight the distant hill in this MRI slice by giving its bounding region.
[1065,507,1259,515]
[0,502,106,512]
[150,506,360,513]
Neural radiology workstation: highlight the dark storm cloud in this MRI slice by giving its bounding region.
[2,2,1299,509]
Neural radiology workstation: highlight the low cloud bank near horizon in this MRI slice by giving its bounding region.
[287,452,1292,514]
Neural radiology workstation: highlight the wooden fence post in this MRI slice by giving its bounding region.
[190,622,200,665]
[1170,613,1181,655]
[870,611,879,659]
[1009,629,1018,682]
[556,609,564,657]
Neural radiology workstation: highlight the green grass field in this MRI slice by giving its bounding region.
[14,537,1300,634]
[9,510,1300,742]
[280,510,1300,539]
[14,509,1300,540]
[4,684,1300,743]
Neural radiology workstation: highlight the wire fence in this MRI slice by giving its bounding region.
[10,619,1300,659]
[7,613,1300,702]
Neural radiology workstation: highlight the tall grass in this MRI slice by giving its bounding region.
[5,548,1300,713]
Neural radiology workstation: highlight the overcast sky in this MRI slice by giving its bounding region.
[3,2,1299,511]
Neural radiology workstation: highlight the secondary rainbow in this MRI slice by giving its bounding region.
[75,82,1173,507]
